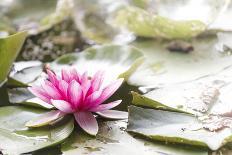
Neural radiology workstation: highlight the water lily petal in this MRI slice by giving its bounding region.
[68,80,82,108]
[88,71,105,94]
[51,99,74,113]
[74,111,98,136]
[70,68,81,82]
[90,100,122,112]
[84,91,102,110]
[25,110,65,127]
[58,80,68,98]
[94,78,124,106]
[47,69,60,87]
[81,72,91,97]
[62,68,71,82]
[42,81,62,100]
[96,110,128,119]
[28,86,51,103]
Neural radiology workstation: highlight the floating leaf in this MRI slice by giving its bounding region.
[128,106,232,150]
[8,64,44,87]
[0,106,74,154]
[114,6,206,39]
[9,45,144,87]
[52,45,143,83]
[62,120,207,155]
[8,88,53,109]
[132,65,232,116]
[25,110,65,127]
[0,31,27,85]
[128,36,232,87]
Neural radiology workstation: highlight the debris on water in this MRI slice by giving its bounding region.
[97,136,119,144]
[119,126,126,131]
[166,40,194,53]
[84,146,103,152]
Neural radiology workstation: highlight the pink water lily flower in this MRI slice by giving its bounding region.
[28,68,127,135]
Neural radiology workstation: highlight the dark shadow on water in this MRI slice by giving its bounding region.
[0,83,10,106]
[104,82,140,112]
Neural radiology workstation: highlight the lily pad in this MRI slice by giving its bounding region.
[61,120,207,155]
[8,64,44,87]
[128,106,232,150]
[8,88,53,109]
[51,44,144,83]
[0,31,27,85]
[132,65,232,116]
[9,45,144,87]
[128,36,232,87]
[114,6,206,39]
[0,106,74,154]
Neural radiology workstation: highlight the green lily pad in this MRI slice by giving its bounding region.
[132,64,232,116]
[61,120,207,155]
[51,44,144,83]
[0,31,27,85]
[0,106,74,154]
[8,88,53,109]
[9,44,144,87]
[8,64,44,87]
[114,6,206,39]
[128,106,232,150]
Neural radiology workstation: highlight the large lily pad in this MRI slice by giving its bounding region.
[0,31,27,85]
[128,106,232,150]
[61,120,207,155]
[132,63,232,116]
[51,44,144,83]
[0,106,74,155]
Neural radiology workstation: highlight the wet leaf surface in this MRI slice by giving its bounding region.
[62,119,207,155]
[128,106,232,150]
[0,106,74,154]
